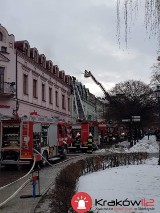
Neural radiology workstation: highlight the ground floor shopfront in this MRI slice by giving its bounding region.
[0,98,72,122]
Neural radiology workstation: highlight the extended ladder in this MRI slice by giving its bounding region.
[72,79,87,120]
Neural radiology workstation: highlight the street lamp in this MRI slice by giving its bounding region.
[155,85,160,165]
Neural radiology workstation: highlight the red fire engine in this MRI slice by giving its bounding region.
[98,121,127,143]
[0,113,71,166]
[69,121,99,151]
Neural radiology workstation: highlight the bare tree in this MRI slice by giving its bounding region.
[150,57,160,86]
[117,0,160,47]
[108,80,156,127]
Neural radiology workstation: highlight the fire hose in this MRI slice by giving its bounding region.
[0,155,36,191]
[0,149,83,208]
[0,155,36,208]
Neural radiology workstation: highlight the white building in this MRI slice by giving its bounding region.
[0,24,72,122]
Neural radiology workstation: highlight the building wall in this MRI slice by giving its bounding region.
[0,24,16,84]
[0,24,72,122]
[0,24,105,123]
[0,25,17,116]
[16,51,72,122]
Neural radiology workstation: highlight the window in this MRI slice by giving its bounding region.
[34,51,37,62]
[62,94,65,109]
[0,67,4,92]
[55,91,59,107]
[42,83,45,101]
[23,74,28,95]
[41,57,46,67]
[68,98,70,111]
[0,32,3,41]
[24,43,28,56]
[1,46,7,53]
[33,79,37,98]
[49,87,52,104]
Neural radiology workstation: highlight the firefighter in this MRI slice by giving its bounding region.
[75,132,81,152]
[87,132,93,153]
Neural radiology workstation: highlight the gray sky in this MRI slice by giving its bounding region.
[0,0,158,96]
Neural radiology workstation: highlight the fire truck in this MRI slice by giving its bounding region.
[0,113,71,166]
[69,121,99,152]
[98,121,127,144]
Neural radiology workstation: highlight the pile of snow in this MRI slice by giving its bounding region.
[96,147,126,154]
[127,135,159,153]
[78,157,160,213]
[95,148,107,153]
[96,136,159,154]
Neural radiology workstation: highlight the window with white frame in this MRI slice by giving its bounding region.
[0,67,4,92]
[1,46,7,53]
[33,79,37,98]
[55,90,59,107]
[23,74,28,95]
[42,83,45,101]
[49,87,53,104]
[62,94,65,109]
[68,98,70,111]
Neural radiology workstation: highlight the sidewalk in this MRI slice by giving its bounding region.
[0,156,84,213]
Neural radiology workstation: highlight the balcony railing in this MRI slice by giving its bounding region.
[0,82,15,97]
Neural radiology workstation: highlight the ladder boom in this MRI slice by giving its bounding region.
[84,70,111,101]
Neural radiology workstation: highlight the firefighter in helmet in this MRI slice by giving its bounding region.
[75,132,81,152]
[87,132,93,153]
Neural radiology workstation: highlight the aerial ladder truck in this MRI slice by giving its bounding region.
[69,76,99,152]
[84,70,119,144]
[72,76,87,121]
[84,70,111,102]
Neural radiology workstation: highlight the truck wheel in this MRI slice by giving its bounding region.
[41,151,48,167]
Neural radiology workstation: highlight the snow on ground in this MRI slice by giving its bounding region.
[95,136,159,154]
[78,157,160,213]
[127,136,159,153]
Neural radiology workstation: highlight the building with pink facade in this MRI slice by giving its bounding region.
[0,24,72,122]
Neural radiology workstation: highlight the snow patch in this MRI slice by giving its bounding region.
[78,157,160,213]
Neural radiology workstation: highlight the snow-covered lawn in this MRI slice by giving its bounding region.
[78,157,160,212]
[78,135,160,213]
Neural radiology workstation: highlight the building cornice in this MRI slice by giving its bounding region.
[21,64,31,73]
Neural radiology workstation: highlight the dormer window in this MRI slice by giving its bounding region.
[53,65,59,75]
[0,32,3,41]
[42,58,45,67]
[34,51,37,62]
[46,61,53,71]
[39,55,46,68]
[24,43,28,56]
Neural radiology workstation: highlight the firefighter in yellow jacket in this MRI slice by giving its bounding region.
[87,132,93,153]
